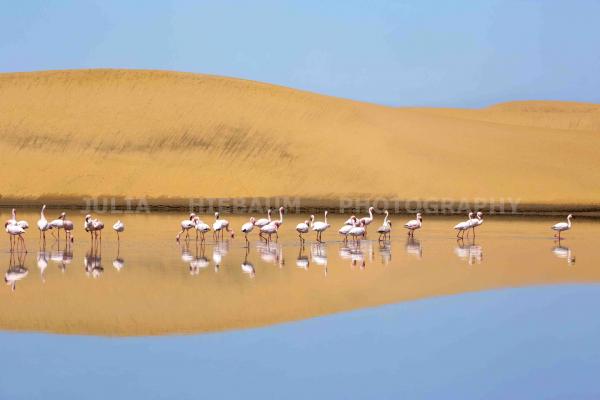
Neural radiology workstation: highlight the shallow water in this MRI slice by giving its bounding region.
[0,210,598,335]
[2,285,600,399]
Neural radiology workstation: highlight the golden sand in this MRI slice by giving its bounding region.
[1,69,600,206]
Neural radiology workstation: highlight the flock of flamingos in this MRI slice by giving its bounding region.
[3,204,575,253]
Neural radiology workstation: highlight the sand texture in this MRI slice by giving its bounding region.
[1,69,599,207]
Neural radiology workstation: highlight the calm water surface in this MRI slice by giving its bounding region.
[1,210,599,398]
[0,211,598,335]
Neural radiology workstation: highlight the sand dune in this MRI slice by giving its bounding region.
[1,69,599,207]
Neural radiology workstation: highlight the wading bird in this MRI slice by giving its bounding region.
[176,213,197,241]
[194,218,211,241]
[113,220,125,241]
[378,210,393,240]
[312,211,330,243]
[241,217,255,246]
[296,215,313,243]
[37,205,51,241]
[403,212,422,237]
[552,214,573,240]
[339,216,356,242]
[454,212,474,239]
[254,209,271,228]
[358,206,375,234]
[213,212,235,240]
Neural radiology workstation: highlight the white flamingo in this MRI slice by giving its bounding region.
[37,205,51,241]
[312,210,330,243]
[454,212,474,238]
[241,217,255,245]
[266,207,285,240]
[343,215,357,225]
[339,216,356,242]
[403,212,422,237]
[260,222,278,243]
[176,213,197,241]
[49,212,67,239]
[552,214,573,239]
[358,206,375,233]
[377,210,393,240]
[5,208,28,230]
[254,209,271,228]
[213,212,234,240]
[5,221,27,252]
[194,218,211,241]
[113,220,125,241]
[296,215,313,243]
[349,219,366,242]
[469,211,484,237]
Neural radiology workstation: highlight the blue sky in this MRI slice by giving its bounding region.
[1,0,599,107]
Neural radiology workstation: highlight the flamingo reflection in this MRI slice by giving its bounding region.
[378,241,392,265]
[454,238,483,265]
[256,241,284,268]
[5,251,28,291]
[241,247,256,278]
[311,243,328,276]
[190,242,210,275]
[552,239,575,266]
[296,246,310,270]
[405,237,422,259]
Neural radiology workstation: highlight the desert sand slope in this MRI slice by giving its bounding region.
[0,69,599,206]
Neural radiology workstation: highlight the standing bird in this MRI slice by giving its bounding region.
[49,212,67,240]
[349,219,366,242]
[469,211,484,237]
[37,205,51,242]
[552,214,573,240]
[241,217,256,246]
[312,210,330,243]
[358,207,375,231]
[339,216,356,242]
[5,221,27,252]
[403,212,422,237]
[213,212,234,240]
[343,215,357,226]
[176,213,197,241]
[113,220,125,241]
[63,214,74,242]
[5,208,28,230]
[377,210,393,240]
[260,221,279,243]
[296,215,313,243]
[454,212,474,239]
[254,209,272,228]
[194,218,211,241]
[267,207,285,240]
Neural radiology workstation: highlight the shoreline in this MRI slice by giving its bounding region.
[1,196,599,217]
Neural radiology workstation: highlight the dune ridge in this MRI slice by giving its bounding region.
[1,69,599,208]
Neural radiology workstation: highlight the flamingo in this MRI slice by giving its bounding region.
[5,221,27,252]
[349,219,366,242]
[176,213,197,241]
[37,205,51,241]
[358,206,375,232]
[343,215,357,225]
[339,216,356,242]
[49,212,66,240]
[260,222,278,243]
[378,210,393,240]
[213,212,234,240]
[5,208,28,230]
[267,207,285,240]
[241,217,255,246]
[552,214,573,240]
[296,215,313,243]
[469,211,484,237]
[454,212,474,239]
[113,220,125,241]
[403,212,422,237]
[254,209,272,228]
[194,218,211,241]
[84,214,104,242]
[312,210,330,243]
